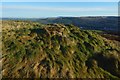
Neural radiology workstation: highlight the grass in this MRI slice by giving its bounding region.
[2,20,120,78]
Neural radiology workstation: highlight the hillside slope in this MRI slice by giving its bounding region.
[35,17,118,32]
[2,21,120,78]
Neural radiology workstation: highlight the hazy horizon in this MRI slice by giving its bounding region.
[1,15,118,19]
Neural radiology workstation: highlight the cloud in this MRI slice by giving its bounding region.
[2,5,116,12]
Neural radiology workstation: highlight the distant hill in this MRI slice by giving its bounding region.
[2,16,119,32]
[2,20,120,78]
[1,18,37,21]
[35,16,119,32]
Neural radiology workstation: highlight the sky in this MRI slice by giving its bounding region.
[1,0,119,2]
[1,2,118,18]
